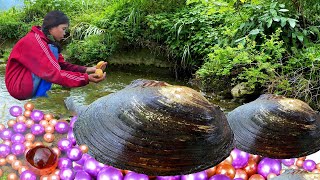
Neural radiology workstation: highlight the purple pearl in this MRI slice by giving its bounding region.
[67,147,83,161]
[55,121,70,134]
[303,160,316,172]
[9,106,23,117]
[124,172,149,180]
[75,153,92,165]
[30,110,44,122]
[70,116,77,128]
[281,158,295,166]
[97,167,123,180]
[58,157,73,169]
[13,122,27,133]
[83,158,100,177]
[157,175,181,180]
[209,174,231,180]
[73,165,83,172]
[57,138,73,151]
[11,143,25,156]
[30,124,45,136]
[11,133,25,144]
[75,170,91,180]
[181,171,208,180]
[0,144,10,158]
[20,170,37,180]
[0,128,13,140]
[59,168,76,180]
[67,129,76,146]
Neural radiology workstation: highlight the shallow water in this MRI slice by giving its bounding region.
[0,64,239,123]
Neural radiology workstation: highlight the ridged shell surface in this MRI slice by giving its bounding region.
[73,79,234,175]
[227,94,320,158]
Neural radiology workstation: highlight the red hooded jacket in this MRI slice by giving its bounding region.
[5,26,89,100]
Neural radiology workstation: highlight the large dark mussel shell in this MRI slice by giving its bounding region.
[73,79,234,175]
[227,94,320,158]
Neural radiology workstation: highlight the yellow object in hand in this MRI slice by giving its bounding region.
[96,61,105,69]
[95,69,104,78]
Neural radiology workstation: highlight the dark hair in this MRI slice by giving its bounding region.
[41,10,69,52]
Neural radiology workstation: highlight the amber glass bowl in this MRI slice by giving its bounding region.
[25,145,58,176]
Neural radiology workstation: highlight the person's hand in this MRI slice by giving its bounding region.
[86,67,96,74]
[88,72,106,83]
[86,62,108,73]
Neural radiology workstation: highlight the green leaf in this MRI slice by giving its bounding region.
[280,17,287,27]
[279,4,285,8]
[297,35,304,42]
[278,9,289,12]
[270,9,277,16]
[288,18,297,28]
[292,32,296,39]
[249,29,260,35]
[273,16,280,22]
[267,18,273,28]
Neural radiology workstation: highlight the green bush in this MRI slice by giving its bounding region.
[267,44,320,108]
[0,9,29,41]
[65,34,116,65]
[196,29,286,92]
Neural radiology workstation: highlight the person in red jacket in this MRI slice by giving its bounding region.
[5,10,107,100]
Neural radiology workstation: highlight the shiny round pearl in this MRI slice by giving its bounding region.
[57,138,72,151]
[79,144,89,153]
[0,144,10,158]
[25,133,35,142]
[0,129,13,140]
[30,124,45,136]
[7,120,16,128]
[24,110,32,118]
[0,124,5,131]
[67,147,83,161]
[52,147,61,157]
[33,141,43,147]
[13,122,27,133]
[39,120,49,127]
[24,102,34,111]
[45,125,55,133]
[25,120,34,128]
[40,175,49,180]
[16,115,26,123]
[49,119,58,126]
[12,160,22,170]
[9,106,23,117]
[6,154,17,164]
[30,110,44,122]
[49,174,60,180]
[55,121,69,134]
[312,169,320,173]
[11,133,25,144]
[3,140,12,146]
[54,169,60,175]
[11,143,25,156]
[44,114,54,121]
[0,158,6,165]
[18,165,29,174]
[43,133,55,143]
[24,141,33,149]
[7,172,18,180]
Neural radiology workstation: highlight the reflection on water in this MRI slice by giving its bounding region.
[0,64,239,124]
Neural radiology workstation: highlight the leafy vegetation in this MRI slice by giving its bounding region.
[1,0,320,109]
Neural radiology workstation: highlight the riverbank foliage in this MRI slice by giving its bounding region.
[0,0,320,108]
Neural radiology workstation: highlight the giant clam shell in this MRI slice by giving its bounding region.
[73,79,234,175]
[227,94,320,158]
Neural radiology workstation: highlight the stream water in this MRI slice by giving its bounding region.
[0,64,239,123]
